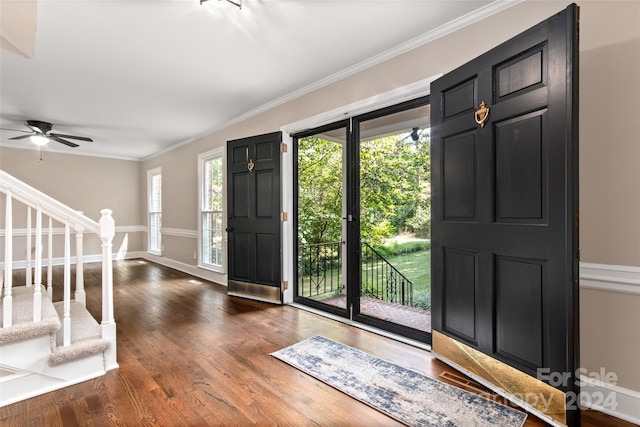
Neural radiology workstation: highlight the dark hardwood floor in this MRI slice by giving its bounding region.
[0,259,634,426]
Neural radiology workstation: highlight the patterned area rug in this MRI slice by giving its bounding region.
[271,336,527,427]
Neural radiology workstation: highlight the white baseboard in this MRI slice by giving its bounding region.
[579,375,640,425]
[0,251,227,286]
[140,253,227,286]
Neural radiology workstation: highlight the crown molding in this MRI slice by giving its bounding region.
[145,0,523,161]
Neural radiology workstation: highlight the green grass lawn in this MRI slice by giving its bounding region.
[376,249,431,292]
[361,248,431,310]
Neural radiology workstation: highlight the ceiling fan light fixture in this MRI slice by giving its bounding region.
[30,134,49,146]
[200,0,242,10]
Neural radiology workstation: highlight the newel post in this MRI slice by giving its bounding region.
[99,209,118,370]
[3,189,13,327]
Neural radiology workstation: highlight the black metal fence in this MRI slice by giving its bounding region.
[298,241,343,300]
[361,242,413,306]
[298,242,413,306]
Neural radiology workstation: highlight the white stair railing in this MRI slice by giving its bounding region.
[0,170,117,370]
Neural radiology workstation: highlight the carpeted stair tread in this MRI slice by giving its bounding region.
[48,337,110,366]
[52,301,102,345]
[0,286,61,344]
[49,301,110,366]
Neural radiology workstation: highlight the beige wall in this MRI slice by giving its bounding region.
[0,147,145,256]
[581,288,640,391]
[578,0,640,393]
[580,2,640,266]
[1,0,638,397]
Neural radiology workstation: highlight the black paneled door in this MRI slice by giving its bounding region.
[227,131,282,303]
[431,2,579,422]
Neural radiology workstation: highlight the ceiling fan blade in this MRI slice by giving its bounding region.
[49,132,93,142]
[9,134,34,140]
[0,127,32,133]
[49,136,79,148]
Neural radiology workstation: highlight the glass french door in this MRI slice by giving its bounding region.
[295,97,432,343]
[294,120,350,317]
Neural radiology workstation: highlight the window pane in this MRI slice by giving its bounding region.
[204,158,223,211]
[150,173,161,212]
[203,160,212,210]
[211,158,223,210]
[202,211,222,266]
[149,212,161,252]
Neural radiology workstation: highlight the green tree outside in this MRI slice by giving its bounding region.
[297,130,432,309]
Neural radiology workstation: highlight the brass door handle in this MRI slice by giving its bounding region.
[475,101,490,128]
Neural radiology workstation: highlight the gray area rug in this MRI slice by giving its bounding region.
[271,336,527,427]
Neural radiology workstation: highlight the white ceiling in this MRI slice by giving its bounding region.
[0,0,513,161]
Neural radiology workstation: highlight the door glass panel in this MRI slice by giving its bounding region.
[296,126,347,310]
[358,104,431,332]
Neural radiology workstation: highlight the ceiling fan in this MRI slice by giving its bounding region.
[0,120,93,148]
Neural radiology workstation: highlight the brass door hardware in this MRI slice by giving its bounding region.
[475,101,490,128]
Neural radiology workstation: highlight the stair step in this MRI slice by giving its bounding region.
[48,337,111,366]
[52,301,101,345]
[49,301,110,366]
[0,286,60,344]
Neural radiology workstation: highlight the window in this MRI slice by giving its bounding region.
[198,149,224,270]
[147,168,162,255]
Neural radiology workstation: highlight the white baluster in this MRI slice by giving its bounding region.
[26,206,32,287]
[47,217,53,297]
[100,209,118,370]
[75,223,85,306]
[33,206,43,321]
[3,189,13,328]
[63,222,71,346]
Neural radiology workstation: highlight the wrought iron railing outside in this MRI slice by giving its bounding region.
[298,241,343,300]
[361,242,413,306]
[298,241,413,306]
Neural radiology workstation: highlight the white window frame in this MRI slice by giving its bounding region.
[198,148,225,272]
[147,167,162,255]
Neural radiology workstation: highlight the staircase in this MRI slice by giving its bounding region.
[0,170,117,407]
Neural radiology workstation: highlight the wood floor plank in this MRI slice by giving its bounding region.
[0,259,635,427]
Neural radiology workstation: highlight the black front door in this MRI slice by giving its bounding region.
[227,131,282,303]
[430,3,579,424]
